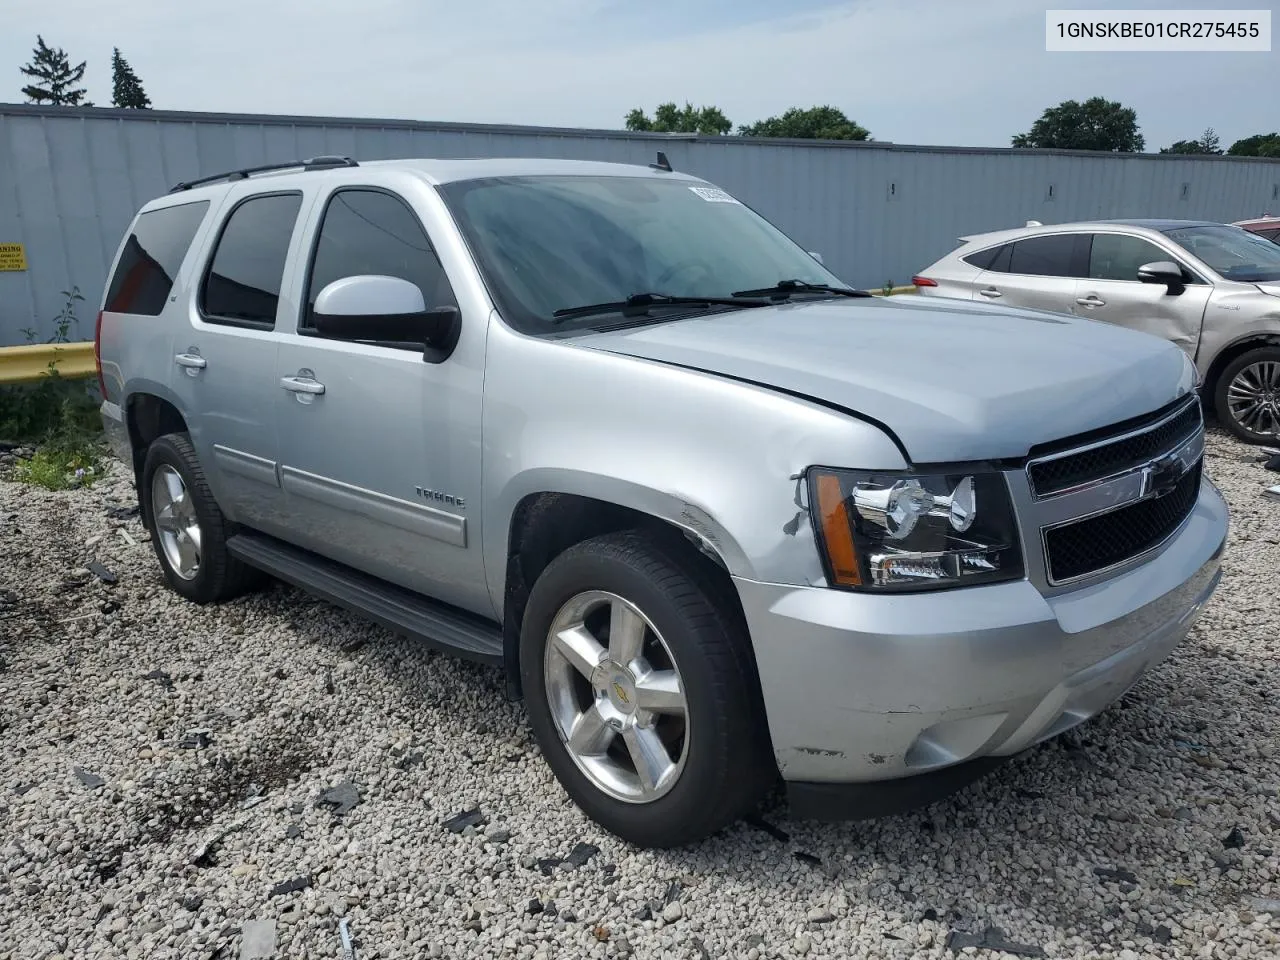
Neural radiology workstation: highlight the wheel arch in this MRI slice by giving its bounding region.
[497,485,754,703]
[124,387,190,488]
[1202,333,1280,415]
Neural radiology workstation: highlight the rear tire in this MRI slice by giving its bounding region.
[140,433,259,604]
[1214,346,1280,444]
[520,530,771,848]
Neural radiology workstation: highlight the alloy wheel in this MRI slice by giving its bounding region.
[1226,360,1280,438]
[151,464,202,580]
[543,590,689,803]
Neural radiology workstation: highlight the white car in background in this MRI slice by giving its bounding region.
[912,219,1280,444]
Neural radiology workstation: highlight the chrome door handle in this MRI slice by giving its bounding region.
[174,353,207,369]
[1075,296,1106,307]
[978,288,1002,298]
[280,376,325,395]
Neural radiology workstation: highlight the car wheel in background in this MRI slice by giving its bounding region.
[1215,346,1280,445]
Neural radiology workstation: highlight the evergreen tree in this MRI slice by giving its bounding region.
[111,48,151,108]
[20,35,89,106]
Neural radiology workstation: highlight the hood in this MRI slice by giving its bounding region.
[574,296,1194,462]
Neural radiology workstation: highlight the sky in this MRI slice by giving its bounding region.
[3,0,1277,151]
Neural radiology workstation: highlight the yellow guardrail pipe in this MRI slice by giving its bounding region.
[0,341,97,385]
[871,285,918,297]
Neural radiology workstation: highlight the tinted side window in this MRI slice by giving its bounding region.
[304,189,456,333]
[1008,234,1080,278]
[1261,228,1280,243]
[1088,233,1171,281]
[104,201,210,315]
[201,193,303,328]
[961,245,1003,270]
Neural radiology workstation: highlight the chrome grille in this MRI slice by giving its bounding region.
[1044,460,1202,582]
[1028,398,1202,498]
[1026,396,1205,585]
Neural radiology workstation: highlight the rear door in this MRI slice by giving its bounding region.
[971,233,1088,315]
[1073,231,1212,357]
[169,189,313,532]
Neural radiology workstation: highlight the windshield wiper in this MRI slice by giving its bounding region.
[731,279,872,299]
[551,292,770,324]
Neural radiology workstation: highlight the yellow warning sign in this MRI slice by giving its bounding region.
[0,243,27,272]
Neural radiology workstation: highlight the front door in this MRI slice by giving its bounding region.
[271,186,490,615]
[1072,232,1212,358]
[170,190,310,535]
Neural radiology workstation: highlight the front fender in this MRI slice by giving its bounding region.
[1198,297,1280,374]
[480,326,908,614]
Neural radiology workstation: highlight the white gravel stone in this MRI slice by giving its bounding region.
[2,432,1280,960]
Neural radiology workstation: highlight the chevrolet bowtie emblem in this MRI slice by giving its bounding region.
[612,681,630,704]
[1143,452,1185,499]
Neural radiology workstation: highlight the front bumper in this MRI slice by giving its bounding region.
[735,479,1228,817]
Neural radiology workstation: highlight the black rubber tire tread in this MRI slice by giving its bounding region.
[140,432,259,604]
[520,529,772,848]
[1213,346,1280,445]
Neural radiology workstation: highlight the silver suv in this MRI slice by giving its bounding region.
[914,219,1280,444]
[95,156,1228,848]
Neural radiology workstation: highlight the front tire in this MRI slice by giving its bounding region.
[140,433,258,604]
[1214,346,1280,444]
[520,530,772,849]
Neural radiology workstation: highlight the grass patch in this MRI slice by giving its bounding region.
[11,435,103,491]
[1,287,105,491]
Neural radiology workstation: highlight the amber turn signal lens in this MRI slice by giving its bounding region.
[814,473,862,586]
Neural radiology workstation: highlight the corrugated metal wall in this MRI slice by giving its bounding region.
[3,103,1279,346]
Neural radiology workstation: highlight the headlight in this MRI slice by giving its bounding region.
[807,467,1024,592]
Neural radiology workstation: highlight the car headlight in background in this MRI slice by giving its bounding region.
[807,468,1024,591]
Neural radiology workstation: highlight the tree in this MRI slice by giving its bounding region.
[1011,97,1144,152]
[625,102,732,135]
[1227,132,1280,158]
[110,48,151,109]
[1160,128,1222,155]
[738,105,870,140]
[19,35,88,106]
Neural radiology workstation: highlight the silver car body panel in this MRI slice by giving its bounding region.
[574,295,1197,463]
[97,159,1230,790]
[916,219,1280,379]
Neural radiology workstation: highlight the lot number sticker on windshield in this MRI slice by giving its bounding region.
[689,186,740,204]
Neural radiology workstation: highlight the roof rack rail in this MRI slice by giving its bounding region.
[169,155,358,193]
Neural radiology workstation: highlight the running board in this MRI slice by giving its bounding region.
[226,532,503,665]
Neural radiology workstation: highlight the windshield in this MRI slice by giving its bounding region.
[438,175,846,333]
[1163,224,1280,283]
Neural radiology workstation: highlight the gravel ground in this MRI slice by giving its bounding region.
[1,429,1278,960]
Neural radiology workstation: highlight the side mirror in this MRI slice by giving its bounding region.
[808,251,824,264]
[1136,261,1186,290]
[312,275,462,363]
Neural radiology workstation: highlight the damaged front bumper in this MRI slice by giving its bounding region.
[735,478,1228,820]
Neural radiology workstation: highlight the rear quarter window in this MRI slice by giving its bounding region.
[961,245,1005,270]
[104,200,210,315]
